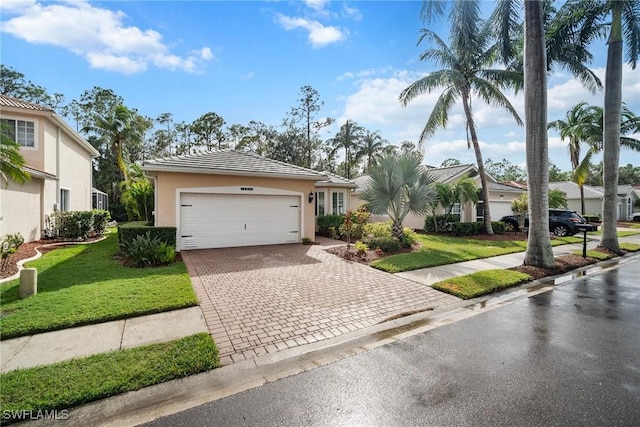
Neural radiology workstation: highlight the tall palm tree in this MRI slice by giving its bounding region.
[1,126,30,187]
[400,0,523,235]
[93,105,142,181]
[548,102,594,214]
[523,0,554,268]
[328,120,364,180]
[357,130,388,174]
[361,152,437,240]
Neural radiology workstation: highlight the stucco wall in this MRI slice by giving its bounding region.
[59,131,93,211]
[0,179,42,242]
[151,171,318,242]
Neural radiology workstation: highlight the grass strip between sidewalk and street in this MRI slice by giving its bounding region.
[0,333,219,416]
[371,234,582,273]
[0,231,197,340]
[432,269,533,300]
[619,242,640,252]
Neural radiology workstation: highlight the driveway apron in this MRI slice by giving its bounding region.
[182,241,459,366]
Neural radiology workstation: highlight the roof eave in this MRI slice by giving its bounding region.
[141,165,327,181]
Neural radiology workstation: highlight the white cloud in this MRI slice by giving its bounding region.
[1,0,213,74]
[240,72,255,81]
[342,4,362,21]
[304,0,330,13]
[276,14,347,48]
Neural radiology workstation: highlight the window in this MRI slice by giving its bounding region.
[332,191,345,215]
[451,202,461,220]
[315,191,325,216]
[60,189,70,212]
[475,201,484,222]
[1,118,35,147]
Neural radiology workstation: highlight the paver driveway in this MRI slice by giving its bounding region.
[182,240,459,365]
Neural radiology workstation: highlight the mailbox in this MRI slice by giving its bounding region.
[576,223,597,257]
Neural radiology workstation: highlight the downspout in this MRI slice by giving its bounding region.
[56,125,61,210]
[147,174,158,226]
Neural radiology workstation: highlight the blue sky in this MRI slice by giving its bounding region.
[1,0,639,173]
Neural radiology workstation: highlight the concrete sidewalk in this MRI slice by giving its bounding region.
[0,306,208,372]
[1,231,638,373]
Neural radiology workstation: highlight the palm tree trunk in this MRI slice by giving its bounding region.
[600,4,622,253]
[524,0,554,267]
[579,184,585,215]
[461,91,493,234]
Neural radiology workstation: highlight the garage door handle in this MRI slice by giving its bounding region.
[181,204,192,207]
[289,231,298,233]
[182,235,193,238]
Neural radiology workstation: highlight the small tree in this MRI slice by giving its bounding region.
[361,153,437,240]
[1,233,24,271]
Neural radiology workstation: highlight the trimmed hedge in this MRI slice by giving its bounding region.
[367,236,401,253]
[424,214,460,232]
[583,215,600,223]
[316,214,344,236]
[118,222,177,249]
[48,210,110,240]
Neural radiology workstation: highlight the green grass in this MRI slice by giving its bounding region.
[0,333,219,414]
[573,250,612,260]
[432,269,532,300]
[0,232,197,339]
[620,242,640,252]
[370,234,582,273]
[590,230,640,237]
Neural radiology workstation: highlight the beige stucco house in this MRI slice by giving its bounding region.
[0,95,99,242]
[314,171,357,217]
[550,181,640,220]
[352,164,524,230]
[142,150,330,251]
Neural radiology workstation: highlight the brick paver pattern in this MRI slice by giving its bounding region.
[182,240,459,366]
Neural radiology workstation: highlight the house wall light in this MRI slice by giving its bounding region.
[308,192,314,203]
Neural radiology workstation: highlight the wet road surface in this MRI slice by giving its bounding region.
[144,257,640,426]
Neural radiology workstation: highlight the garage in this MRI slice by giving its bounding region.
[179,192,301,250]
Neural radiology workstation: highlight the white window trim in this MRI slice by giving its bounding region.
[60,187,70,212]
[331,190,346,215]
[315,191,326,216]
[1,115,38,150]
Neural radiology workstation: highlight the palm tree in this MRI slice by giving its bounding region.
[328,120,364,180]
[548,102,594,214]
[523,0,554,268]
[361,152,437,240]
[357,130,387,174]
[93,105,142,181]
[400,0,523,235]
[120,164,154,222]
[560,0,640,253]
[434,178,479,217]
[1,126,30,187]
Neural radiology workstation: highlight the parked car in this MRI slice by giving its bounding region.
[630,212,640,222]
[500,209,589,237]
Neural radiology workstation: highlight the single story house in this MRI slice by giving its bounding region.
[314,171,357,217]
[142,150,330,251]
[548,182,640,220]
[0,94,99,242]
[352,164,524,229]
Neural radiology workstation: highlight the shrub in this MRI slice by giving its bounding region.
[583,214,600,223]
[49,211,97,240]
[1,233,24,271]
[338,207,370,240]
[401,227,418,247]
[491,221,506,234]
[451,222,484,236]
[354,240,369,256]
[118,222,176,249]
[367,236,401,253]
[92,210,111,234]
[362,221,393,239]
[121,232,175,267]
[317,214,344,236]
[424,214,460,232]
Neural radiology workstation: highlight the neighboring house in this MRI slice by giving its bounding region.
[0,94,99,242]
[314,171,357,217]
[549,182,605,217]
[587,184,640,220]
[352,164,524,229]
[142,150,329,251]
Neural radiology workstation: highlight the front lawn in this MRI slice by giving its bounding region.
[0,333,219,415]
[0,232,197,339]
[370,234,582,273]
[432,269,532,300]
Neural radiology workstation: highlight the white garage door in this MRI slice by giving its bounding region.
[180,193,300,250]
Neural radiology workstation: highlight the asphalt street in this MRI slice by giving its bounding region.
[144,257,640,427]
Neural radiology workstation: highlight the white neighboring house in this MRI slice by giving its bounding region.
[351,164,524,229]
[549,181,640,220]
[0,95,99,242]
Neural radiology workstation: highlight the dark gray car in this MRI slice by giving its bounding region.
[500,209,588,236]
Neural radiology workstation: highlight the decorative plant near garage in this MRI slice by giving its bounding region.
[1,232,24,272]
[120,232,176,267]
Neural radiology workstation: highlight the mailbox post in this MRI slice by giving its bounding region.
[575,223,597,257]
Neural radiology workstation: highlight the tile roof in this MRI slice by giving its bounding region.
[589,184,637,197]
[0,94,54,112]
[142,149,328,180]
[489,182,525,192]
[424,164,479,182]
[549,181,605,200]
[316,171,357,188]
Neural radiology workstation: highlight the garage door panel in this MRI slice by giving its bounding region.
[180,193,300,249]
